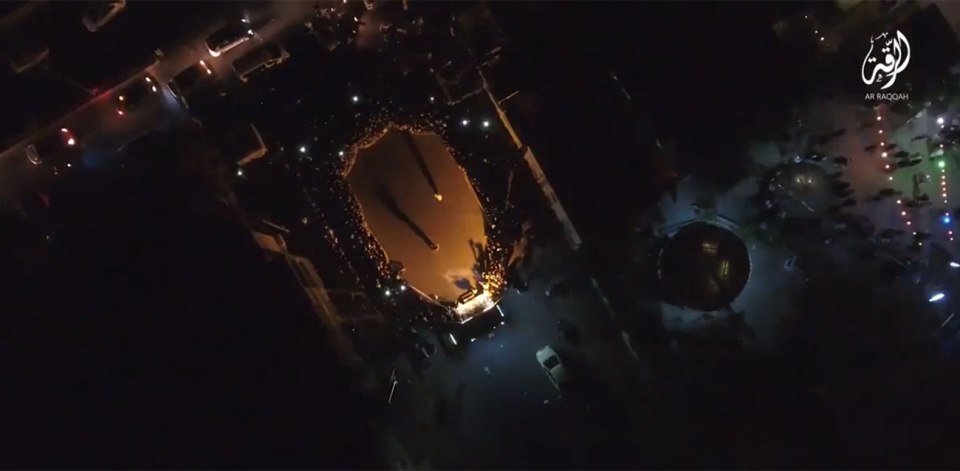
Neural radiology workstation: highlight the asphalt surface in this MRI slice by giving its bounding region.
[386,236,640,469]
[348,128,487,303]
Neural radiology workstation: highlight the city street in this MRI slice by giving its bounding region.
[0,0,324,200]
[383,234,643,469]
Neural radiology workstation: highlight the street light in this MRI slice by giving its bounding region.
[950,261,960,268]
[482,120,491,128]
[938,116,945,125]
[338,150,345,157]
[930,292,946,302]
[237,168,244,177]
[352,95,360,103]
[461,119,470,126]
[299,146,307,154]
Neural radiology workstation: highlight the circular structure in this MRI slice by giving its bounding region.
[766,163,834,217]
[657,222,751,311]
[346,127,488,306]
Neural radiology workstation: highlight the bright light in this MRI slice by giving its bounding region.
[429,96,435,103]
[882,152,887,157]
[889,176,893,180]
[885,165,890,169]
[461,119,469,126]
[448,333,458,346]
[951,262,960,268]
[351,95,359,103]
[939,161,946,169]
[67,138,76,146]
[455,291,496,318]
[144,76,152,83]
[399,284,407,292]
[896,200,902,204]
[877,116,882,121]
[907,221,912,225]
[944,216,951,224]
[117,109,124,116]
[237,168,243,177]
[60,128,69,133]
[482,120,490,128]
[901,211,907,216]
[338,150,345,157]
[384,288,392,297]
[879,130,883,134]
[820,36,825,41]
[118,95,125,101]
[66,163,71,168]
[151,86,158,92]
[299,146,307,153]
[938,117,945,125]
[930,293,946,302]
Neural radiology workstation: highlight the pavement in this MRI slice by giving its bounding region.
[379,233,645,469]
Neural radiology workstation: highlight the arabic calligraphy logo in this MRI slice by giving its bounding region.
[861,30,911,90]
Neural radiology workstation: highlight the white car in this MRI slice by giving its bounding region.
[536,346,570,390]
[83,0,126,32]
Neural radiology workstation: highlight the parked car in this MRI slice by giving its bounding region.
[168,60,214,107]
[115,75,159,116]
[205,18,255,57]
[232,42,289,82]
[536,346,570,390]
[82,0,126,32]
[25,128,79,166]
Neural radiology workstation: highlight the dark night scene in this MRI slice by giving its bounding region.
[4,0,960,467]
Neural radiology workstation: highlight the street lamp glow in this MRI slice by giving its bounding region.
[482,120,490,128]
[384,288,392,297]
[352,95,360,103]
[950,261,960,268]
[299,146,307,154]
[237,168,243,177]
[877,115,882,121]
[461,119,469,126]
[882,152,887,157]
[929,292,946,302]
[400,284,407,292]
[944,216,951,224]
[939,160,946,169]
[338,150,345,157]
[938,116,945,125]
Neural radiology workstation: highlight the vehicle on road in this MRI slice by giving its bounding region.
[25,128,79,166]
[115,75,159,116]
[205,19,255,57]
[168,60,215,107]
[536,346,570,390]
[438,305,506,352]
[232,43,289,83]
[83,0,126,32]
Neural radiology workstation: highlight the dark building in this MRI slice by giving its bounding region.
[0,129,379,467]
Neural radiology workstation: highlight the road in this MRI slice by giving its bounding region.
[383,234,644,468]
[0,0,325,200]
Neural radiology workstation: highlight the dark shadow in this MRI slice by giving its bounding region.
[452,277,474,291]
[468,239,489,283]
[373,182,438,250]
[400,130,441,198]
